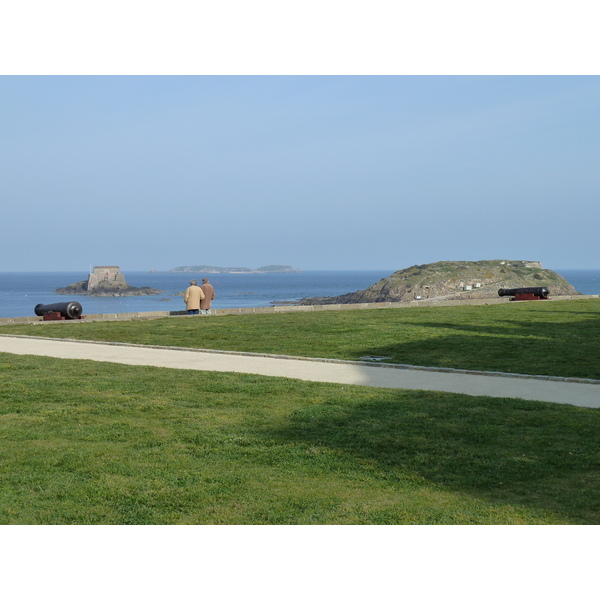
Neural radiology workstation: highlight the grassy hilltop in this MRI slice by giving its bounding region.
[301,259,579,304]
[1,299,599,524]
[3,298,599,379]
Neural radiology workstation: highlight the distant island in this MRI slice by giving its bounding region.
[299,260,580,305]
[169,265,301,274]
[57,266,163,297]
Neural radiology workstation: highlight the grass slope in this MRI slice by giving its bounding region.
[3,299,600,379]
[1,354,599,525]
[2,299,599,524]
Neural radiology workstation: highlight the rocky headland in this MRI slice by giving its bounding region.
[299,260,580,305]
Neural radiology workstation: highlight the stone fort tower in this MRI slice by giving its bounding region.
[87,266,126,290]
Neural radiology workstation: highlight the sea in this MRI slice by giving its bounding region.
[0,269,598,319]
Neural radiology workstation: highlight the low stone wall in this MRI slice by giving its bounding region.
[0,311,171,326]
[0,295,597,326]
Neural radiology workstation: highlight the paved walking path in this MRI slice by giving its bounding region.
[1,334,599,408]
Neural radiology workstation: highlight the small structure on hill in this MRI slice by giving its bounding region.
[56,266,163,297]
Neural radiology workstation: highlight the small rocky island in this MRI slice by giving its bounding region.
[56,266,163,297]
[169,264,301,274]
[300,260,580,305]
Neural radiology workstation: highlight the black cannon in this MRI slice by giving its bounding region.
[34,302,84,320]
[498,287,549,300]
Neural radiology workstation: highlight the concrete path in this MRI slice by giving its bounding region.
[1,334,599,409]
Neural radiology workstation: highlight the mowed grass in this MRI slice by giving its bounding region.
[1,353,599,525]
[3,298,600,379]
[1,299,599,524]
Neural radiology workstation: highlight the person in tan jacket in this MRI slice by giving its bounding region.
[184,280,205,315]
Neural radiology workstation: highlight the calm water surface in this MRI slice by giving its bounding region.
[0,270,393,318]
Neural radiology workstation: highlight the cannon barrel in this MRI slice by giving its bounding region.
[498,287,549,298]
[34,302,83,319]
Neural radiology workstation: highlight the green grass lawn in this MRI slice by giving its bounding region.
[3,298,600,379]
[1,354,599,524]
[1,299,599,524]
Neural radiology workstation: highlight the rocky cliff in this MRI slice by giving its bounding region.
[300,260,580,305]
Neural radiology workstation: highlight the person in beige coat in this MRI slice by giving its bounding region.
[200,278,215,314]
[184,280,205,315]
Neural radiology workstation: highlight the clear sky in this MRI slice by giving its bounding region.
[2,75,599,272]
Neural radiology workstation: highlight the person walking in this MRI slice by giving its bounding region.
[184,280,205,315]
[200,278,215,314]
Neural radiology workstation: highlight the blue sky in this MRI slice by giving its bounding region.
[2,75,599,272]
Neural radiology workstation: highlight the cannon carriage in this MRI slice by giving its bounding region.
[498,287,549,301]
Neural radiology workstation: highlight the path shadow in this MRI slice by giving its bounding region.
[358,315,600,379]
[267,391,600,523]
[413,313,600,338]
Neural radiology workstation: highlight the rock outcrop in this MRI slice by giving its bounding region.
[300,260,580,305]
[56,266,163,297]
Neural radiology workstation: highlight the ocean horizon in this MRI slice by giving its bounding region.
[0,269,598,319]
[0,270,393,318]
